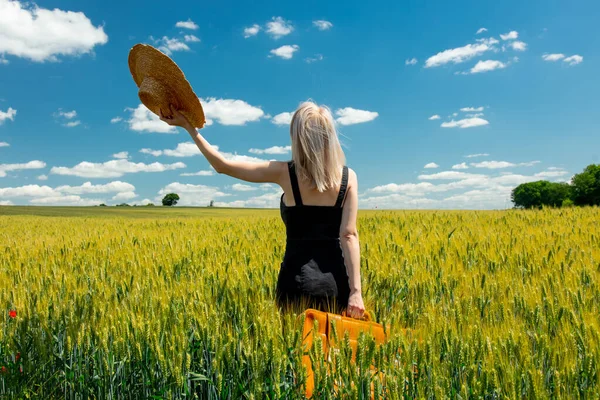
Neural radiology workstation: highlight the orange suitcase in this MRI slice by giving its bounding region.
[300,308,387,398]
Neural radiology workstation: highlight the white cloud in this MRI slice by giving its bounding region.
[112,151,129,159]
[231,183,257,192]
[244,24,261,38]
[30,195,103,206]
[500,31,518,40]
[110,116,122,123]
[175,19,198,30]
[0,142,9,147]
[180,170,214,176]
[140,142,198,158]
[476,28,488,34]
[335,107,379,125]
[534,169,568,178]
[313,20,333,31]
[272,112,293,126]
[0,0,108,62]
[57,110,76,119]
[212,144,269,163]
[470,160,541,169]
[269,44,299,59]
[510,41,527,51]
[0,107,17,124]
[37,174,47,180]
[260,183,274,190]
[424,162,439,169]
[0,184,55,197]
[418,171,485,180]
[441,117,489,129]
[0,160,46,177]
[405,58,418,66]
[0,200,13,205]
[460,107,484,112]
[425,42,493,68]
[542,53,565,62]
[50,159,186,178]
[156,182,230,206]
[152,36,190,55]
[465,153,489,158]
[184,35,200,43]
[112,191,137,201]
[452,162,469,170]
[466,113,484,118]
[54,181,135,195]
[305,54,324,63]
[127,104,177,133]
[214,191,282,208]
[135,198,153,206]
[63,120,81,128]
[265,16,293,39]
[563,55,583,66]
[428,115,441,120]
[470,60,507,74]
[249,145,291,155]
[201,97,265,125]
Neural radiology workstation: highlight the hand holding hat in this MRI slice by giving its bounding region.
[128,44,206,129]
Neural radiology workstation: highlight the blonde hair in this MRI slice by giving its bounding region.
[290,101,345,192]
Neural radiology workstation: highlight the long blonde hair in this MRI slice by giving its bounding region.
[290,101,345,192]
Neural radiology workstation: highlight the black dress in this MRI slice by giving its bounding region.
[276,160,351,314]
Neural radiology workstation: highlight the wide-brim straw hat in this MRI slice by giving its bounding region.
[128,44,206,129]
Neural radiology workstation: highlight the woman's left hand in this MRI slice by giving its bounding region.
[159,104,193,130]
[347,291,365,319]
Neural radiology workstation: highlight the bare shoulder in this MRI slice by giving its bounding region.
[346,167,358,186]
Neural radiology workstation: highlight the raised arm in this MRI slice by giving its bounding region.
[160,106,285,184]
[339,168,365,318]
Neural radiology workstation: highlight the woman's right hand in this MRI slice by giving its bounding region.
[347,291,365,318]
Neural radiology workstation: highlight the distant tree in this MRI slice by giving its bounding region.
[209,200,214,207]
[116,203,131,207]
[511,181,572,209]
[571,164,600,206]
[99,203,107,207]
[146,203,155,207]
[162,193,180,207]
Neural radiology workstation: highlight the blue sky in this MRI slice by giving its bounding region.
[0,0,598,209]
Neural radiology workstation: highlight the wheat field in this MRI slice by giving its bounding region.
[0,206,599,399]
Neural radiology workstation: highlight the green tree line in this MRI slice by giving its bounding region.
[511,164,600,209]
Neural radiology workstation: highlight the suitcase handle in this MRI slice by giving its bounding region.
[341,310,371,321]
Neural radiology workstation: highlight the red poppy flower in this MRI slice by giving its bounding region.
[15,352,20,361]
[1,366,6,374]
[9,310,16,318]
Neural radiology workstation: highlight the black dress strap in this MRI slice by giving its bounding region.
[334,166,349,208]
[288,161,303,206]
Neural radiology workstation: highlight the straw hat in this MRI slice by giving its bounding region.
[128,44,206,128]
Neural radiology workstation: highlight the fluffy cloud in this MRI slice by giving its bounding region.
[180,170,214,177]
[270,44,299,59]
[424,162,439,169]
[156,182,230,206]
[465,153,489,158]
[425,42,493,68]
[244,24,260,38]
[29,195,103,206]
[0,107,17,124]
[151,36,190,55]
[110,116,122,123]
[272,112,293,126]
[534,169,569,178]
[112,151,129,159]
[249,146,291,155]
[0,0,108,62]
[231,183,257,191]
[0,200,13,205]
[201,97,265,125]
[0,142,9,147]
[112,191,137,201]
[184,35,200,43]
[476,28,488,34]
[0,160,46,177]
[428,115,441,120]
[127,104,177,133]
[54,181,135,195]
[452,162,469,170]
[214,191,282,208]
[140,142,198,157]
[175,19,198,30]
[542,53,565,62]
[37,174,48,180]
[563,55,583,66]
[470,160,540,169]
[405,58,418,66]
[313,20,333,31]
[441,117,489,129]
[213,145,269,163]
[500,31,518,40]
[470,60,507,74]
[50,159,186,178]
[510,41,527,51]
[460,107,484,112]
[418,171,485,180]
[305,54,324,63]
[265,16,293,39]
[335,108,379,125]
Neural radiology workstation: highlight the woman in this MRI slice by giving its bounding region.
[159,101,365,318]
